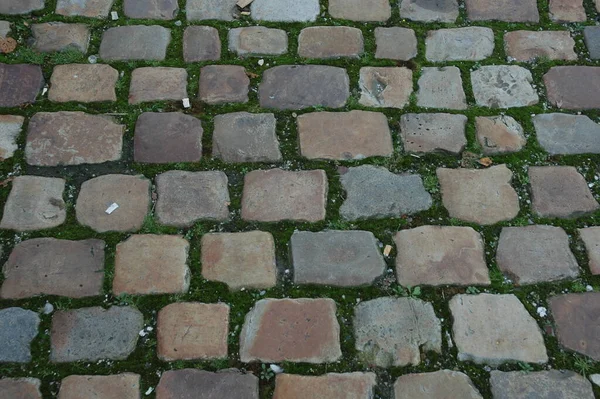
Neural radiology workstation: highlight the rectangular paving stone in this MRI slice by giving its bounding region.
[533,113,600,155]
[579,227,600,275]
[49,64,118,103]
[490,370,594,399]
[375,27,417,60]
[505,31,576,62]
[0,115,23,160]
[273,373,377,399]
[476,115,526,155]
[426,27,494,62]
[32,23,89,53]
[129,67,187,104]
[184,26,221,62]
[186,0,237,21]
[549,0,586,22]
[298,26,363,59]
[1,238,105,299]
[544,66,600,110]
[229,26,287,56]
[156,369,258,399]
[298,110,392,160]
[395,370,483,399]
[123,0,178,19]
[400,113,467,155]
[99,25,170,61]
[358,67,413,108]
[0,21,9,38]
[0,378,41,399]
[0,64,43,107]
[465,0,539,21]
[471,65,538,108]
[0,0,44,14]
[56,0,114,17]
[584,26,600,59]
[417,66,466,110]
[0,308,39,363]
[58,374,140,399]
[329,0,391,21]
[199,65,249,104]
[251,0,320,22]
[399,0,458,22]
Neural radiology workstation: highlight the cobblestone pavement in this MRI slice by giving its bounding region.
[1,0,600,398]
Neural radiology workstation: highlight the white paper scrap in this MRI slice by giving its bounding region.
[105,203,119,214]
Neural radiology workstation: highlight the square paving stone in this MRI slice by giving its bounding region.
[58,374,140,399]
[291,230,386,287]
[0,115,23,160]
[437,165,520,225]
[124,0,178,19]
[157,303,229,361]
[99,25,171,61]
[358,67,413,108]
[399,0,459,22]
[549,293,600,361]
[134,112,202,163]
[504,31,577,62]
[240,298,341,363]
[476,115,526,155]
[533,113,600,155]
[114,235,190,295]
[0,64,43,107]
[374,27,417,60]
[0,176,66,231]
[32,23,89,53]
[0,0,44,14]
[354,297,441,367]
[584,26,600,59]
[579,227,600,275]
[395,225,490,287]
[26,112,124,166]
[201,231,276,290]
[156,171,230,226]
[549,0,586,22]
[329,0,391,21]
[199,65,249,104]
[529,166,599,219]
[490,370,594,399]
[426,27,494,61]
[156,369,258,399]
[450,293,547,365]
[273,373,377,399]
[213,112,281,163]
[0,308,39,363]
[544,67,600,110]
[183,26,221,62]
[241,169,327,222]
[56,0,114,17]
[1,238,105,299]
[417,66,466,110]
[129,67,188,104]
[471,65,539,108]
[50,306,143,362]
[251,0,320,22]
[186,0,237,21]
[48,64,118,103]
[298,26,363,59]
[497,225,579,285]
[228,27,287,57]
[465,0,539,22]
[400,113,467,155]
[0,378,41,399]
[394,370,483,399]
[75,174,150,233]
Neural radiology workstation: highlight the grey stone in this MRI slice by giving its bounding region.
[228,27,287,56]
[123,0,178,19]
[157,370,258,399]
[394,370,483,399]
[32,23,89,53]
[465,0,539,22]
[0,308,39,363]
[251,0,319,22]
[497,225,579,285]
[354,297,441,367]
[49,64,118,103]
[579,227,600,275]
[339,165,432,220]
[56,0,114,17]
[375,27,417,60]
[259,65,350,110]
[0,176,66,231]
[476,115,526,155]
[591,374,600,387]
[505,30,577,62]
[298,26,364,59]
[273,373,376,399]
[0,64,44,107]
[399,0,458,22]
[400,113,467,154]
[129,67,188,104]
[0,0,44,14]
[184,26,221,62]
[291,230,386,286]
[199,65,249,104]
[186,0,237,21]
[328,0,391,21]
[0,115,23,160]
[99,25,170,61]
[471,65,539,108]
[213,112,281,163]
[533,113,600,155]
[544,66,600,110]
[450,294,547,365]
[490,370,594,399]
[0,378,41,399]
[358,67,413,108]
[50,306,143,362]
[426,27,494,61]
[417,66,467,109]
[584,26,600,60]
[0,21,9,38]
[549,0,586,22]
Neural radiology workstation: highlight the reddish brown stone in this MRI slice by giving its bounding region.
[156,369,258,399]
[549,0,586,22]
[273,373,376,399]
[129,67,188,104]
[375,27,417,60]
[475,115,526,154]
[465,0,539,22]
[579,227,600,275]
[298,26,363,59]
[56,0,114,18]
[0,64,43,107]
[544,67,600,110]
[0,378,41,399]
[183,26,221,62]
[358,67,413,108]
[504,31,577,62]
[31,23,90,53]
[199,65,249,104]
[49,64,118,103]
[58,374,140,399]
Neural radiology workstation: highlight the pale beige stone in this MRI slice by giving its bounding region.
[49,64,118,103]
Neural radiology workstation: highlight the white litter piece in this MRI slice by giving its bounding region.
[536,306,547,318]
[105,203,119,215]
[43,302,54,314]
[111,11,119,20]
[270,364,284,374]
[41,87,48,96]
[182,98,191,108]
[258,59,264,66]
[383,245,392,257]
[145,387,153,396]
[586,285,594,292]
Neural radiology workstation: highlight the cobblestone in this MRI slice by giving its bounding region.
[31,23,89,53]
[399,0,459,22]
[329,0,390,21]
[544,66,600,110]
[584,26,600,59]
[0,378,41,399]
[273,373,376,399]
[490,370,594,399]
[298,26,363,59]
[579,227,600,275]
[99,25,170,61]
[425,27,494,61]
[129,67,187,104]
[533,113,600,155]
[0,115,22,159]
[0,64,43,107]
[417,66,467,110]
[394,370,483,399]
[374,27,417,60]
[0,0,44,14]
[156,369,258,399]
[186,0,237,21]
[58,374,140,399]
[358,67,413,108]
[183,26,221,62]
[476,115,526,154]
[251,0,320,22]
[49,64,117,103]
[199,65,249,104]
[400,113,467,154]
[56,0,114,17]
[465,0,539,21]
[123,0,178,19]
[228,27,287,57]
[504,30,577,62]
[0,308,39,363]
[471,65,539,108]
[549,0,586,22]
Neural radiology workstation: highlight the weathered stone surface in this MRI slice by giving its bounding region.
[591,374,600,387]
[201,231,276,290]
[399,0,458,22]
[298,26,363,59]
[156,171,229,226]
[529,166,599,219]
[50,306,142,362]
[417,66,466,110]
[354,297,441,367]
[76,174,150,232]
[426,27,494,62]
[476,115,526,154]
[497,226,579,285]
[534,113,600,155]
[58,374,140,399]
[359,67,412,108]
[134,112,202,163]
[0,378,41,399]
[0,115,22,159]
[186,0,237,21]
[584,26,600,59]
[490,370,594,399]
[471,65,538,108]
[124,0,178,19]
[0,0,44,14]
[32,23,89,53]
[213,112,281,163]
[99,25,170,61]
[129,67,187,104]
[251,0,319,22]
[375,27,417,60]
[394,370,483,399]
[273,373,376,399]
[259,65,349,109]
[1,238,105,299]
[184,26,221,62]
[229,27,287,56]
[0,21,9,38]
[400,113,467,154]
[242,169,327,222]
[465,0,539,21]
[438,165,520,225]
[156,369,258,399]
[0,308,39,363]
[395,226,489,287]
[580,227,600,275]
[0,176,66,231]
[297,111,392,160]
[329,0,390,21]
[0,64,43,107]
[549,293,600,360]
[505,31,576,62]
[26,112,123,166]
[114,235,189,295]
[291,230,386,286]
[56,0,114,17]
[199,65,249,104]
[158,303,228,361]
[549,0,586,22]
[544,67,600,110]
[450,294,547,365]
[49,64,117,103]
[339,165,432,220]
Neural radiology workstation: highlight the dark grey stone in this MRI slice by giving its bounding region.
[490,370,594,399]
[99,25,170,61]
[0,307,39,363]
[0,64,43,108]
[584,26,600,60]
[534,113,600,155]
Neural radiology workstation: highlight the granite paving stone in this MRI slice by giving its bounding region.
[186,0,238,21]
[123,0,178,19]
[0,0,44,14]
[49,64,118,103]
[0,64,43,107]
[228,27,288,56]
[251,0,320,22]
[58,374,140,399]
[425,27,494,62]
[490,370,594,399]
[0,21,9,38]
[199,65,249,104]
[183,26,221,62]
[0,115,23,160]
[476,115,526,154]
[465,0,539,22]
[399,0,459,22]
[544,67,600,110]
[0,378,41,399]
[471,65,539,108]
[273,373,377,399]
[32,23,89,53]
[0,308,39,363]
[298,26,364,59]
[400,113,467,154]
[504,31,577,62]
[358,67,413,108]
[394,370,483,399]
[156,369,258,399]
[99,25,170,61]
[129,67,187,104]
[584,26,600,59]
[579,227,600,275]
[374,27,417,60]
[533,113,600,155]
[549,0,586,22]
[329,0,390,21]
[56,0,114,17]
[417,66,467,109]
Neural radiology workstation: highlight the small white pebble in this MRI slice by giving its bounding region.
[43,302,54,314]
[88,55,98,64]
[145,387,153,396]
[258,59,264,66]
[139,330,147,337]
[586,285,594,292]
[537,307,547,318]
[270,364,284,374]
[174,20,182,26]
